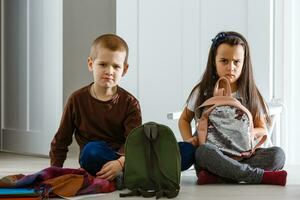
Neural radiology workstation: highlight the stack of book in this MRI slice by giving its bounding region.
[0,188,41,200]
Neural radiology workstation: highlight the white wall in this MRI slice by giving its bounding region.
[1,0,63,155]
[63,0,116,153]
[1,0,279,156]
[1,0,116,155]
[271,0,300,164]
[63,0,116,104]
[289,0,300,164]
[279,0,300,164]
[116,0,139,97]
[117,0,274,138]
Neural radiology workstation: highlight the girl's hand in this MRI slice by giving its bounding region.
[185,136,198,146]
[240,149,255,158]
[96,160,123,181]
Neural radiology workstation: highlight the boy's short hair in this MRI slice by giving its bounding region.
[89,34,129,65]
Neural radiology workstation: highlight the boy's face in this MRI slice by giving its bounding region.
[88,47,128,89]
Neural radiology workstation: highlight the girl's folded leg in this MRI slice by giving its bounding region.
[241,146,286,171]
[195,143,263,184]
[195,143,287,186]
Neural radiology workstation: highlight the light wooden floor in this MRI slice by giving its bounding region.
[0,151,299,200]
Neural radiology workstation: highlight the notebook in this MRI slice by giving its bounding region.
[0,188,41,199]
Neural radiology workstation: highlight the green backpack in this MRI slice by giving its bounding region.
[120,122,181,199]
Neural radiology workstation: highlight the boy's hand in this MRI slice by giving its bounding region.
[96,160,123,181]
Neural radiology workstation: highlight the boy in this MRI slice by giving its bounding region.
[49,34,142,184]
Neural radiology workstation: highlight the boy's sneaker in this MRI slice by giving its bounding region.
[115,172,124,190]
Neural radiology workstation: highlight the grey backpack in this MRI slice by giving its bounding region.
[196,77,267,157]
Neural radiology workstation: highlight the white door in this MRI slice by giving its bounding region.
[117,0,201,140]
[1,0,63,155]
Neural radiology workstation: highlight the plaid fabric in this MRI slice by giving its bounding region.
[0,167,115,198]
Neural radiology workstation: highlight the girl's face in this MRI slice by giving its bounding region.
[215,43,244,91]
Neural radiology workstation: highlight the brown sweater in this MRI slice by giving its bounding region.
[50,83,142,167]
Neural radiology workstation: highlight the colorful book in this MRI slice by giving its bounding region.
[0,197,41,200]
[0,188,41,199]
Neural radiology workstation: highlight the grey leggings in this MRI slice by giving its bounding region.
[195,143,285,183]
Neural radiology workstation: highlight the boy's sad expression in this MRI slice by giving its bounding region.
[88,47,128,89]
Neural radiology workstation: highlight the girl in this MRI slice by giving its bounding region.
[178,31,287,186]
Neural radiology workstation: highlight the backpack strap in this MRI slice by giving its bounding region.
[253,134,267,150]
[214,77,232,97]
[145,124,180,197]
[119,188,179,199]
[120,134,160,198]
[150,139,180,194]
[144,123,162,190]
[162,189,179,198]
[120,188,156,198]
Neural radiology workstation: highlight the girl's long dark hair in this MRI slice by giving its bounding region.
[188,31,271,126]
